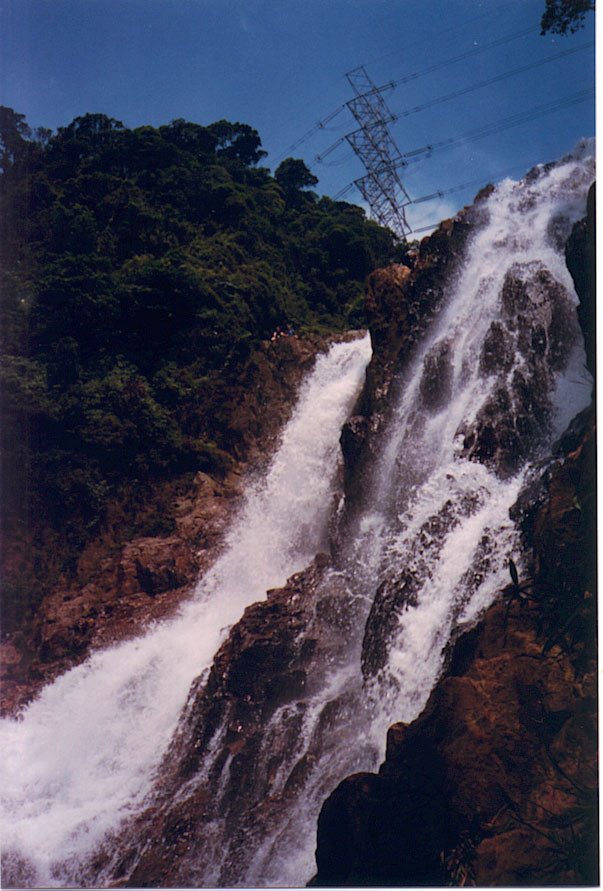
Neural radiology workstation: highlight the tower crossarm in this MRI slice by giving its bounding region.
[342,64,413,240]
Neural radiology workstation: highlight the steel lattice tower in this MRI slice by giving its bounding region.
[345,66,412,240]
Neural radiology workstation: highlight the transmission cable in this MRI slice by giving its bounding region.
[390,41,593,120]
[359,0,534,71]
[391,24,537,87]
[331,90,592,204]
[275,106,346,162]
[325,45,592,161]
[275,21,541,162]
[409,222,449,236]
[400,88,594,162]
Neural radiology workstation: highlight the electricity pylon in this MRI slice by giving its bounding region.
[344,65,412,240]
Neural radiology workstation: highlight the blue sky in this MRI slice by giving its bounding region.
[1,0,595,234]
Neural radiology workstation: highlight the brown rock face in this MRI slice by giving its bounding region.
[459,261,579,478]
[89,554,370,888]
[565,182,595,380]
[312,404,597,888]
[340,211,476,514]
[312,191,597,887]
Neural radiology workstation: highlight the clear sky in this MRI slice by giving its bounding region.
[0,0,595,234]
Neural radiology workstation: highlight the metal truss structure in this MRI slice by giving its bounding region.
[344,65,412,240]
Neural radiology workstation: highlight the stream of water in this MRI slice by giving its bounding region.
[0,335,372,888]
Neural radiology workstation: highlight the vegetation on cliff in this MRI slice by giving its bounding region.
[0,108,399,631]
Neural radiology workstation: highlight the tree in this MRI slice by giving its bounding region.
[541,0,594,34]
[0,106,32,172]
[159,119,216,159]
[207,120,267,166]
[275,158,319,192]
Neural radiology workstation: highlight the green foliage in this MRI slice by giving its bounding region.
[0,107,399,570]
[275,157,319,193]
[0,106,32,172]
[540,0,594,34]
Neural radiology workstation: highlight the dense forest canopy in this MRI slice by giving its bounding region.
[0,108,400,616]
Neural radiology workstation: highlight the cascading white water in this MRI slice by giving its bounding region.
[238,142,595,886]
[357,141,594,733]
[0,335,372,888]
[1,143,594,891]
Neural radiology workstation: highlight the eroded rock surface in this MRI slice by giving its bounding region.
[89,554,368,888]
[313,410,597,887]
[340,212,478,513]
[312,189,597,887]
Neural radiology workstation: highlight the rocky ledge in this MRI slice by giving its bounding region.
[340,203,482,513]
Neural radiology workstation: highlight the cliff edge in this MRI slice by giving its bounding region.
[311,186,596,887]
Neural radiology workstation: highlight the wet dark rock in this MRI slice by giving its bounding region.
[339,212,474,518]
[361,492,484,679]
[479,321,514,375]
[312,186,597,888]
[460,260,580,478]
[419,339,453,411]
[95,554,366,887]
[340,415,372,504]
[566,181,595,381]
[313,414,597,886]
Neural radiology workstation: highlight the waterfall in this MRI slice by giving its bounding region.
[1,142,594,890]
[354,141,594,732]
[0,335,372,889]
[165,142,592,889]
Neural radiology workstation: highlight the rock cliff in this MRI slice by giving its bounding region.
[71,183,596,890]
[340,210,478,512]
[311,186,597,886]
[95,553,359,888]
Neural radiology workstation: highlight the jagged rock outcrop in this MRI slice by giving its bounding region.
[341,210,479,511]
[0,334,337,715]
[312,410,596,886]
[566,182,595,380]
[88,553,367,888]
[312,191,597,887]
[458,260,579,478]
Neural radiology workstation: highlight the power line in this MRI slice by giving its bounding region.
[409,222,446,236]
[330,89,592,211]
[357,0,533,72]
[317,44,592,167]
[275,106,346,162]
[275,21,540,163]
[390,41,593,121]
[409,160,535,206]
[390,24,536,87]
[399,88,594,162]
[271,0,531,160]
